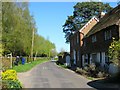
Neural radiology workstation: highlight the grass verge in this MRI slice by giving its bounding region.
[12,59,49,72]
[59,64,68,69]
[56,63,68,69]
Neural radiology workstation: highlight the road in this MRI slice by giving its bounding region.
[17,61,93,88]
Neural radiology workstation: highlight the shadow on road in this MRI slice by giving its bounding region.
[87,78,120,90]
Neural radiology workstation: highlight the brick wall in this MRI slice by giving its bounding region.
[70,18,99,67]
[81,25,119,54]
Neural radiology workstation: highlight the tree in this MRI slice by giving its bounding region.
[63,16,77,43]
[117,0,120,5]
[50,49,57,58]
[2,2,35,56]
[2,2,57,57]
[34,34,56,57]
[63,2,112,43]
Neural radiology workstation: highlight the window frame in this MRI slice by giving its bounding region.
[104,30,112,40]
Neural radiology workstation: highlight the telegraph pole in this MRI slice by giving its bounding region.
[31,28,34,61]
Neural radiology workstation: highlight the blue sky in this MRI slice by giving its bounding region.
[29,2,118,52]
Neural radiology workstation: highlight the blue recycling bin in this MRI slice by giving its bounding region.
[22,57,26,65]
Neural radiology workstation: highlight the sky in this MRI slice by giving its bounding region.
[29,2,118,53]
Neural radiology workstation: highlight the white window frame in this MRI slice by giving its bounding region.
[104,30,112,40]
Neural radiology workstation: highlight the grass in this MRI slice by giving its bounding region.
[86,76,103,80]
[57,64,68,69]
[12,58,49,72]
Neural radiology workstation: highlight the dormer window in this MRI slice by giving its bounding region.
[104,30,112,40]
[92,35,97,43]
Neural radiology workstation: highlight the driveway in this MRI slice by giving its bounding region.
[17,61,93,88]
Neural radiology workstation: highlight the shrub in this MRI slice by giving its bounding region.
[97,71,104,78]
[89,63,96,71]
[2,70,22,89]
[83,65,89,72]
[76,68,88,76]
[84,64,109,78]
[2,70,17,80]
[54,58,58,60]
[2,80,22,89]
[97,71,109,78]
[56,61,60,65]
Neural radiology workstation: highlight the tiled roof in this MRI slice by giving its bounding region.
[85,5,120,37]
[79,16,99,32]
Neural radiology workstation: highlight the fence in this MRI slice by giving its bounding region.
[2,57,16,70]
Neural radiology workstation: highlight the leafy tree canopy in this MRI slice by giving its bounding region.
[63,2,112,43]
[2,2,57,57]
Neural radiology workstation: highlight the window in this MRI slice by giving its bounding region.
[92,35,97,43]
[104,30,112,40]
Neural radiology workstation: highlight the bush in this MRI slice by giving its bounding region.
[54,58,58,60]
[88,63,96,71]
[83,65,89,72]
[2,70,17,80]
[97,71,109,78]
[56,61,60,65]
[83,64,108,78]
[97,71,104,78]
[2,80,22,89]
[76,68,88,76]
[2,70,22,89]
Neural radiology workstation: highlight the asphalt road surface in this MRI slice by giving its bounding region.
[17,61,93,88]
